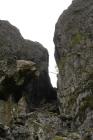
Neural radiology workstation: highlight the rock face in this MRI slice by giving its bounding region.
[19,40,56,108]
[0,104,82,140]
[1,0,93,138]
[0,20,56,126]
[54,0,93,134]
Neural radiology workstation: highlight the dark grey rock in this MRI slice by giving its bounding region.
[0,20,56,113]
[0,103,61,140]
[54,0,93,134]
[0,20,57,140]
[19,40,57,109]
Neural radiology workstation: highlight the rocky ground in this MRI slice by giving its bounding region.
[0,0,93,139]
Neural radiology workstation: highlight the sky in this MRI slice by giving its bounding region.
[0,0,72,87]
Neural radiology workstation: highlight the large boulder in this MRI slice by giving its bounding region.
[54,0,93,133]
[0,20,56,117]
[18,40,56,109]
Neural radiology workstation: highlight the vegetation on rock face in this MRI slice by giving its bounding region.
[0,0,93,139]
[0,19,57,112]
[0,20,57,140]
[54,0,93,138]
[70,32,86,48]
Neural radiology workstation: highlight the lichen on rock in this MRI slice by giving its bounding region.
[54,0,93,137]
[0,0,93,139]
[0,20,57,130]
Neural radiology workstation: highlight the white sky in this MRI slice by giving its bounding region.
[0,0,72,87]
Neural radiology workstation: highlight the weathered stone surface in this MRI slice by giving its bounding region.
[1,0,93,138]
[0,111,83,140]
[0,20,56,112]
[19,40,57,108]
[54,0,93,134]
[0,58,39,123]
[0,20,57,130]
[0,99,18,126]
[0,103,61,140]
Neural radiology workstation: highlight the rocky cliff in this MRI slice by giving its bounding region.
[0,0,93,139]
[54,0,93,138]
[0,20,57,123]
